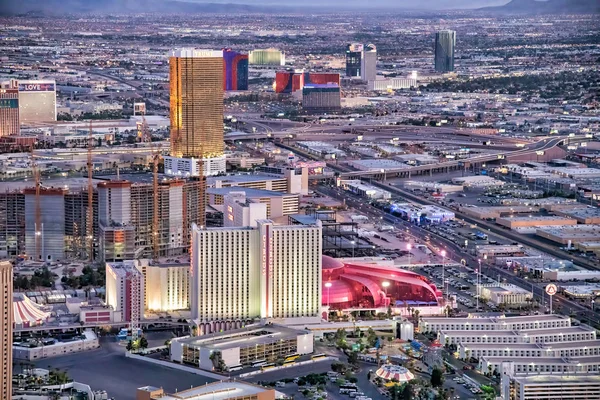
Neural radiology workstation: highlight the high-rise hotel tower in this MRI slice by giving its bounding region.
[434,30,456,73]
[165,48,226,177]
[190,220,322,333]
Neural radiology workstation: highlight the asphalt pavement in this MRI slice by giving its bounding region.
[33,337,216,400]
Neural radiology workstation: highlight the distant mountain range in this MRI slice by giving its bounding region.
[478,0,600,14]
[0,0,275,16]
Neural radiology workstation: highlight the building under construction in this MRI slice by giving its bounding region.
[0,177,204,262]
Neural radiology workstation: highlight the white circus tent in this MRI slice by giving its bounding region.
[13,293,51,328]
[375,364,415,383]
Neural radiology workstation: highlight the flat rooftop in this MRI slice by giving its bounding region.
[484,285,530,294]
[146,381,271,400]
[422,314,568,325]
[176,325,309,351]
[481,355,600,365]
[207,174,286,185]
[512,373,600,385]
[207,187,288,197]
[460,339,600,350]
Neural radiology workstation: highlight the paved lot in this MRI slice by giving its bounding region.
[33,337,216,400]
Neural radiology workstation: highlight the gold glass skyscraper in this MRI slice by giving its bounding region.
[0,260,12,399]
[169,49,224,159]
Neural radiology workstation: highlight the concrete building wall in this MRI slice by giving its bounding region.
[25,190,66,262]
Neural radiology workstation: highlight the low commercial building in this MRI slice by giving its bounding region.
[451,176,505,187]
[459,206,538,220]
[13,330,99,361]
[440,325,596,346]
[496,216,577,229]
[339,179,391,200]
[208,168,308,195]
[476,245,526,259]
[501,367,600,400]
[170,325,313,370]
[480,284,533,306]
[459,339,600,360]
[553,207,600,224]
[536,225,600,245]
[349,159,408,172]
[368,78,417,91]
[419,314,571,334]
[137,381,277,400]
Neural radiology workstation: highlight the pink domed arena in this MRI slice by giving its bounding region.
[322,256,442,309]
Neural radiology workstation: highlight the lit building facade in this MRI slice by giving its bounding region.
[190,220,322,333]
[0,88,19,136]
[248,48,285,66]
[141,260,190,312]
[168,48,225,175]
[223,49,249,91]
[105,260,144,323]
[0,260,12,400]
[18,80,57,123]
[322,256,441,309]
[302,84,341,112]
[434,30,456,73]
[274,71,341,94]
[24,187,66,262]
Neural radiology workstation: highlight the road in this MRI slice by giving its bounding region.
[316,183,600,325]
[32,337,215,400]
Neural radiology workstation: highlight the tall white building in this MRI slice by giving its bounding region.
[223,192,267,227]
[141,260,190,312]
[190,220,322,333]
[105,260,144,323]
[360,44,377,82]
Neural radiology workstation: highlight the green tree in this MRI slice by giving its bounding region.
[401,383,414,400]
[139,336,149,349]
[431,367,444,387]
[126,340,133,351]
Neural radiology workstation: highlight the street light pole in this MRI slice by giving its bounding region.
[407,243,412,266]
[351,240,355,258]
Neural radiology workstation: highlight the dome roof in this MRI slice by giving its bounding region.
[322,255,344,270]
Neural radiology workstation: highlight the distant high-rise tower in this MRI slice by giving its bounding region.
[360,44,377,82]
[345,43,363,78]
[0,260,13,399]
[346,43,377,82]
[223,49,249,91]
[165,48,225,177]
[435,30,456,73]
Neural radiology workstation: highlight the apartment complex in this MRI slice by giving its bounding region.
[0,260,12,400]
[190,220,322,333]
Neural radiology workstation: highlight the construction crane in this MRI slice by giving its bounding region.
[87,121,94,262]
[31,146,42,261]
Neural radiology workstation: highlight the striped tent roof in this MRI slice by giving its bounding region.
[13,293,51,327]
[375,365,415,382]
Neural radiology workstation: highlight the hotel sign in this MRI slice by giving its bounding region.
[18,83,55,92]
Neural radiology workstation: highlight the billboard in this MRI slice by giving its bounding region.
[18,82,55,92]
